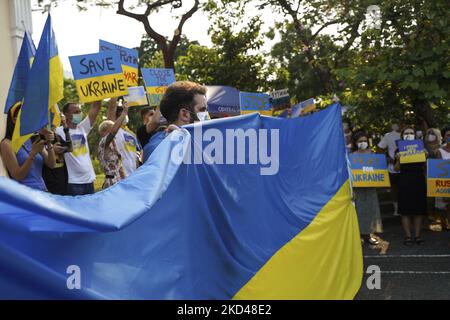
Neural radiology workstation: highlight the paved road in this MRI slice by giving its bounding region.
[355,216,450,300]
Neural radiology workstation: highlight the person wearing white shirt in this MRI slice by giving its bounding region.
[107,98,142,177]
[56,100,102,195]
[377,123,402,215]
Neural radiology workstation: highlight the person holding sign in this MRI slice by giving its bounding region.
[56,101,102,195]
[351,131,383,245]
[107,98,142,177]
[437,126,450,232]
[143,81,208,162]
[98,104,128,189]
[394,126,428,245]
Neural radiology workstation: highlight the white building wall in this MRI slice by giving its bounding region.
[0,0,33,177]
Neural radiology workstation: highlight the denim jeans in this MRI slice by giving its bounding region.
[67,183,95,196]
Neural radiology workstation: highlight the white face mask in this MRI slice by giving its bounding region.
[357,142,369,150]
[122,115,129,126]
[403,134,415,141]
[427,134,436,142]
[196,111,210,122]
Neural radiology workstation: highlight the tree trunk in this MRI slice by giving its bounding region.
[414,99,436,128]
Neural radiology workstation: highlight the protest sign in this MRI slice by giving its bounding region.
[239,92,272,116]
[427,159,450,197]
[123,86,148,107]
[397,140,426,164]
[141,68,176,106]
[99,40,139,86]
[270,89,291,111]
[291,98,315,117]
[349,153,391,187]
[69,52,128,103]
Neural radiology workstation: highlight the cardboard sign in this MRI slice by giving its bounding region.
[427,159,450,197]
[123,86,148,107]
[291,98,315,117]
[270,89,290,111]
[239,92,272,116]
[69,52,128,103]
[397,140,426,164]
[99,40,139,86]
[349,153,391,187]
[141,68,176,106]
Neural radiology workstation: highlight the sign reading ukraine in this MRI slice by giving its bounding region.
[397,140,426,164]
[69,52,128,103]
[141,68,176,106]
[239,92,272,116]
[99,40,139,86]
[427,159,450,197]
[349,153,391,187]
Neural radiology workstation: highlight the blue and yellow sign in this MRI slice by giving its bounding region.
[99,40,139,86]
[239,92,272,116]
[397,140,426,164]
[69,52,128,103]
[427,159,450,197]
[141,68,176,106]
[349,154,391,187]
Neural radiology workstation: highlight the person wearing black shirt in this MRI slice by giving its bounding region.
[137,106,161,148]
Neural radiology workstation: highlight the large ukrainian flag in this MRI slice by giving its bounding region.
[12,14,63,152]
[0,103,362,299]
[3,32,35,115]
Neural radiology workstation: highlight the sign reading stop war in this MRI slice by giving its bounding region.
[99,40,139,86]
[141,68,176,106]
[69,52,128,103]
[239,92,272,116]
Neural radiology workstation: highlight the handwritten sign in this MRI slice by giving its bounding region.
[141,68,176,106]
[397,140,426,164]
[270,89,291,111]
[349,154,391,187]
[123,86,148,107]
[239,92,272,116]
[427,159,450,197]
[99,40,139,86]
[69,52,128,103]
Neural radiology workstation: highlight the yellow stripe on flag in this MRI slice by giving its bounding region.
[233,180,363,300]
[11,109,33,153]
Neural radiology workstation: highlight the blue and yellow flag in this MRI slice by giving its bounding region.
[4,32,36,115]
[0,103,362,299]
[12,14,63,152]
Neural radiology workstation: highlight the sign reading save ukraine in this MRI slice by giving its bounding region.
[397,140,426,164]
[141,68,176,106]
[99,40,139,86]
[239,92,272,116]
[427,159,450,197]
[349,153,391,187]
[69,52,128,103]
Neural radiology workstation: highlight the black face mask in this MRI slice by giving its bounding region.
[187,110,199,124]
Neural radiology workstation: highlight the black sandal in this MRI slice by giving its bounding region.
[403,237,414,246]
[414,237,425,245]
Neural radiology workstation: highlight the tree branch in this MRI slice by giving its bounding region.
[168,0,200,56]
[117,0,167,50]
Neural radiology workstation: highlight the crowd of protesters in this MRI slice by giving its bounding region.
[1,80,449,249]
[0,81,207,195]
[348,120,450,247]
